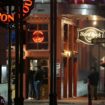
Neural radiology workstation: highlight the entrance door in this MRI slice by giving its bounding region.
[61,23,78,98]
[27,58,49,100]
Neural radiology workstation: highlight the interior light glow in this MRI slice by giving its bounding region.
[81,9,87,15]
[93,20,97,26]
[62,50,71,57]
[93,15,97,20]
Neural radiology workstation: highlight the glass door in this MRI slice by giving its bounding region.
[27,58,49,100]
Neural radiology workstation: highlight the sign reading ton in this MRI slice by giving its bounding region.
[0,0,34,23]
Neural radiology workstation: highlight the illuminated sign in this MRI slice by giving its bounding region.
[77,27,104,45]
[0,0,34,23]
[32,31,44,43]
[92,38,105,44]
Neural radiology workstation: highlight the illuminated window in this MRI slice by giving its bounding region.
[26,23,49,50]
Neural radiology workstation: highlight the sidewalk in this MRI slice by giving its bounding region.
[24,96,105,105]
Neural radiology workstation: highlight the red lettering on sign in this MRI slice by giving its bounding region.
[0,0,34,23]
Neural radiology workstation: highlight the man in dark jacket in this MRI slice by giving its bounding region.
[88,67,99,100]
[33,66,44,100]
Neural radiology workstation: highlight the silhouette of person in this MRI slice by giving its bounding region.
[28,70,34,99]
[88,67,99,100]
[33,66,44,100]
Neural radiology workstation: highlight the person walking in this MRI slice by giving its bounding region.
[88,67,99,100]
[33,66,44,100]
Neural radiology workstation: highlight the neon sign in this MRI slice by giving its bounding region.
[0,0,34,23]
[32,31,44,43]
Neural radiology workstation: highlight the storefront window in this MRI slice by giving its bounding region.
[29,59,48,74]
[0,65,8,83]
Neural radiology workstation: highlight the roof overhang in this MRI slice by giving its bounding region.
[26,3,105,20]
[60,4,105,18]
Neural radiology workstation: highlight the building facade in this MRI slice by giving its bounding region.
[23,15,78,99]
[0,0,105,101]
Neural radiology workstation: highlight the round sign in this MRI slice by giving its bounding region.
[32,31,44,43]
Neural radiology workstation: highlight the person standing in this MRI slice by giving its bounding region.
[33,66,44,100]
[28,70,34,100]
[88,67,99,100]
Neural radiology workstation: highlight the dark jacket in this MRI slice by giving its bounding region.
[29,70,34,83]
[88,70,99,86]
[34,69,44,81]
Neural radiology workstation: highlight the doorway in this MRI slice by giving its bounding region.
[27,58,49,100]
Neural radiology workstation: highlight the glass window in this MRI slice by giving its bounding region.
[29,58,48,71]
[38,24,48,30]
[28,58,49,99]
[1,65,8,83]
[26,23,49,50]
[64,24,68,42]
[27,24,37,30]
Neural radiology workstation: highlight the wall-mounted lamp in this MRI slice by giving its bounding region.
[62,50,71,57]
[62,50,78,57]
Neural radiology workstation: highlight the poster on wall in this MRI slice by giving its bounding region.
[56,63,60,77]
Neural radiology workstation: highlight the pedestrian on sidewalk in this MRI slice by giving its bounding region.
[88,66,99,100]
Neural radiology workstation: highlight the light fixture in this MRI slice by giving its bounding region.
[92,15,97,26]
[93,20,97,26]
[62,50,71,57]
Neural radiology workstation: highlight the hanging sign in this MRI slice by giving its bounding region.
[32,31,44,43]
[77,27,104,45]
[92,38,105,44]
[0,0,34,23]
